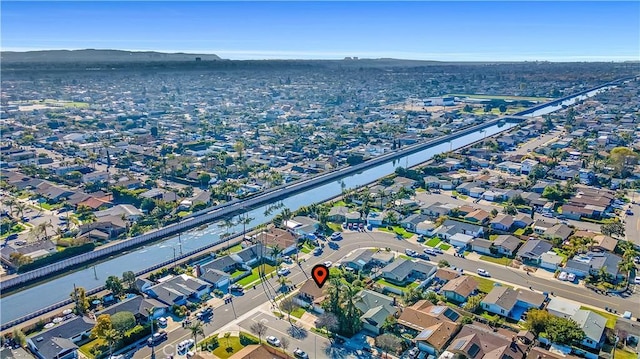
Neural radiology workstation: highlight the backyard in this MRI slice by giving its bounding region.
[375,278,419,292]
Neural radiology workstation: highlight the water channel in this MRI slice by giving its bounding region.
[0,85,614,324]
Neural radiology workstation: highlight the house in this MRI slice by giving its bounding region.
[436,219,484,240]
[381,259,436,285]
[539,251,564,271]
[401,213,431,233]
[344,248,394,272]
[614,318,640,352]
[464,209,490,225]
[470,238,493,255]
[481,287,546,320]
[542,224,573,242]
[234,243,266,267]
[513,213,534,228]
[546,298,580,319]
[353,290,397,334]
[197,267,230,289]
[421,202,455,218]
[296,278,328,313]
[397,301,461,355]
[444,324,526,359]
[145,274,211,306]
[27,316,95,359]
[94,204,143,221]
[366,211,384,227]
[284,216,319,237]
[328,206,349,223]
[96,295,167,321]
[493,235,521,257]
[434,268,462,283]
[526,347,582,359]
[521,159,539,175]
[572,309,607,349]
[516,240,553,264]
[482,189,507,202]
[222,344,291,359]
[564,251,622,279]
[78,215,128,240]
[260,228,297,255]
[469,187,486,199]
[1,240,57,267]
[442,276,478,303]
[450,233,475,249]
[456,182,483,196]
[416,221,437,237]
[490,214,514,232]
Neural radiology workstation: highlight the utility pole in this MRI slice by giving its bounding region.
[93,265,97,280]
[179,232,183,256]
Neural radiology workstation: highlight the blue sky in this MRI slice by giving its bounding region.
[2,1,639,61]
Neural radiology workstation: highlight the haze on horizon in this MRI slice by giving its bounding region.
[1,1,639,62]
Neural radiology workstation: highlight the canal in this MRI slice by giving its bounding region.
[0,85,616,324]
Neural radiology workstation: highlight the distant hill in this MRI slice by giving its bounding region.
[0,49,222,63]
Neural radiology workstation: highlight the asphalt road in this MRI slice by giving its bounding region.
[130,230,638,359]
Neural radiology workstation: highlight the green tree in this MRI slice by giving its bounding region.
[609,147,639,177]
[91,314,113,339]
[12,329,26,347]
[111,311,136,332]
[503,204,518,216]
[280,297,299,324]
[105,275,123,296]
[197,172,212,188]
[523,309,552,336]
[104,329,122,357]
[601,222,625,238]
[546,317,585,346]
[403,287,427,306]
[542,185,564,202]
[122,271,136,290]
[70,286,89,314]
[375,333,402,356]
[463,295,482,312]
[438,260,450,268]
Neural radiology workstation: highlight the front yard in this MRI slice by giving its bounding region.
[425,237,441,247]
[378,226,413,239]
[479,255,512,266]
[236,264,276,287]
[375,278,419,292]
[470,275,511,293]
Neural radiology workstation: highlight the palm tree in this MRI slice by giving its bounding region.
[14,202,27,221]
[270,245,283,265]
[342,283,362,336]
[36,222,54,240]
[218,218,236,252]
[187,321,205,352]
[277,275,291,293]
[104,329,121,357]
[237,214,254,236]
[3,198,16,219]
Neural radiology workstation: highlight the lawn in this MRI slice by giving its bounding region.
[230,269,246,279]
[489,235,498,241]
[327,222,342,233]
[237,264,276,287]
[211,336,244,359]
[228,243,243,253]
[514,228,526,236]
[552,248,568,261]
[300,244,313,254]
[439,243,452,251]
[458,194,469,200]
[79,338,105,359]
[333,200,348,207]
[0,223,25,239]
[580,306,618,329]
[290,307,306,319]
[177,211,191,217]
[425,238,441,247]
[39,202,61,210]
[378,226,413,239]
[614,350,638,359]
[375,278,418,292]
[469,275,511,293]
[479,255,512,266]
[416,188,426,193]
[399,255,412,261]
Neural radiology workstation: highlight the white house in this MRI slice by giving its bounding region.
[539,251,564,271]
[449,233,474,249]
[521,159,539,175]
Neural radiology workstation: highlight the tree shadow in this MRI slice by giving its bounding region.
[287,325,308,339]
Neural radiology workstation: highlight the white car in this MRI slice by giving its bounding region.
[266,336,281,347]
[323,261,333,268]
[567,273,576,282]
[558,272,568,281]
[277,267,291,276]
[477,269,490,277]
[405,249,418,257]
[157,317,167,326]
[634,276,640,285]
[293,349,309,359]
[177,339,194,352]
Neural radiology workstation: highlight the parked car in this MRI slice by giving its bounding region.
[282,256,293,263]
[407,347,420,358]
[424,248,437,255]
[558,272,568,281]
[266,336,281,347]
[634,276,640,285]
[177,339,195,353]
[330,232,342,241]
[293,348,309,359]
[323,261,333,268]
[147,331,168,346]
[277,267,291,276]
[313,247,323,256]
[626,209,634,215]
[477,269,490,277]
[328,241,339,250]
[157,317,167,327]
[405,249,418,257]
[567,273,576,282]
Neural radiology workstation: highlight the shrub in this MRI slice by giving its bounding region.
[239,333,259,346]
[200,334,219,351]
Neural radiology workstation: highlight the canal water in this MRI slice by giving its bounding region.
[0,86,613,324]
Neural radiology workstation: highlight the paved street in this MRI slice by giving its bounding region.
[130,229,637,359]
